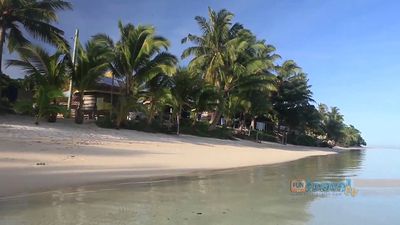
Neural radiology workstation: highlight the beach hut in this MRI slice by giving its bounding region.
[71,77,123,119]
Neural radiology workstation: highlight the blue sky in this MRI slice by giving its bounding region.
[5,0,400,147]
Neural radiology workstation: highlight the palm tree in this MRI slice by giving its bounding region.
[72,38,113,124]
[94,21,177,128]
[318,105,345,144]
[139,73,174,125]
[169,68,205,134]
[273,60,314,132]
[325,106,345,142]
[340,125,366,147]
[182,8,278,130]
[7,45,68,124]
[0,0,72,74]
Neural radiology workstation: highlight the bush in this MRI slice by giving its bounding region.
[13,100,34,115]
[287,134,318,146]
[124,120,175,134]
[95,116,233,140]
[180,121,234,139]
[234,130,278,143]
[96,115,115,129]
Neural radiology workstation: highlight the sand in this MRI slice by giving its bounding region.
[0,115,335,197]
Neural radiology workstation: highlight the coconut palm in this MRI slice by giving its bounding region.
[93,21,177,128]
[169,68,206,134]
[182,8,278,129]
[0,0,72,74]
[318,104,346,144]
[72,38,113,124]
[273,60,314,132]
[7,45,69,123]
[340,125,366,147]
[139,73,174,125]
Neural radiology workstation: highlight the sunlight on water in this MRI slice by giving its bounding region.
[0,149,399,225]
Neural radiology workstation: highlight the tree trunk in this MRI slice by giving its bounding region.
[35,115,40,125]
[209,90,227,130]
[47,99,57,123]
[0,26,6,75]
[176,105,181,135]
[208,110,222,130]
[191,111,197,126]
[147,102,155,125]
[75,94,84,124]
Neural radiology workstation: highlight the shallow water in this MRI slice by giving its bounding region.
[0,148,399,225]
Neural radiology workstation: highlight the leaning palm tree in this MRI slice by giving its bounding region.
[72,38,113,124]
[94,21,177,128]
[0,0,72,74]
[7,45,69,124]
[324,106,345,142]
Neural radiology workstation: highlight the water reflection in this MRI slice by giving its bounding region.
[0,151,365,225]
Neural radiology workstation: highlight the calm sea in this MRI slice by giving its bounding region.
[0,148,399,225]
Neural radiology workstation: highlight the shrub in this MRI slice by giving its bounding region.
[234,130,278,143]
[287,134,318,146]
[13,100,34,115]
[96,115,115,129]
[180,121,233,139]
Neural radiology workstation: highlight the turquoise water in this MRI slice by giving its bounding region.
[0,149,399,225]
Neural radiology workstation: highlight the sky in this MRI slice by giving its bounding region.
[5,0,400,147]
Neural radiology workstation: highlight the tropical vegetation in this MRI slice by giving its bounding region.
[7,45,68,123]
[1,3,366,147]
[0,0,72,74]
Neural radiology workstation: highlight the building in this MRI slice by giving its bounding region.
[71,77,123,119]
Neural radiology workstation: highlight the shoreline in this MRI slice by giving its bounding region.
[0,115,336,197]
[0,155,324,201]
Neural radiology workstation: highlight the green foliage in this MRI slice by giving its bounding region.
[272,60,314,131]
[180,120,233,139]
[13,100,34,115]
[35,85,65,119]
[7,45,68,123]
[339,125,367,147]
[287,134,318,147]
[235,131,277,143]
[73,38,112,93]
[92,21,177,127]
[319,104,345,142]
[0,0,72,74]
[2,6,365,145]
[182,8,278,129]
[72,36,114,123]
[95,115,115,129]
[0,74,11,90]
[96,117,233,140]
[114,96,139,128]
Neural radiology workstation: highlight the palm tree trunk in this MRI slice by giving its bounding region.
[209,110,222,130]
[48,99,58,122]
[0,26,5,75]
[209,90,227,130]
[147,102,155,125]
[35,115,40,125]
[176,105,181,135]
[75,93,84,124]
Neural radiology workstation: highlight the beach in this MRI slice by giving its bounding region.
[0,115,335,197]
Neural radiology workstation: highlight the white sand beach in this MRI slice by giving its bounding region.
[0,115,335,197]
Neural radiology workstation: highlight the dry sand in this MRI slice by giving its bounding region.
[0,115,335,197]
